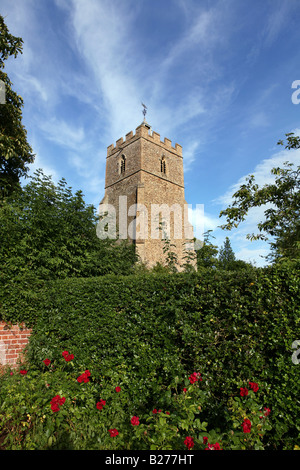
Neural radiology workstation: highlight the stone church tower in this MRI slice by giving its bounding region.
[99,119,196,270]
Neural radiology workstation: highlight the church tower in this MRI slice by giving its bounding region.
[99,119,196,270]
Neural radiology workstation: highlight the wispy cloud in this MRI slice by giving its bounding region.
[217,147,300,207]
[39,118,86,150]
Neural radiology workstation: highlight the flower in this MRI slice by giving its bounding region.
[205,442,222,450]
[166,411,170,415]
[213,442,222,450]
[264,407,271,416]
[189,372,202,384]
[203,436,208,445]
[62,350,74,362]
[115,386,121,392]
[51,403,60,413]
[96,399,106,410]
[43,358,51,366]
[131,416,140,426]
[152,409,158,414]
[50,395,65,412]
[242,418,252,433]
[183,388,187,393]
[240,387,249,397]
[184,436,194,450]
[108,428,119,437]
[249,381,259,392]
[20,370,27,375]
[77,370,91,383]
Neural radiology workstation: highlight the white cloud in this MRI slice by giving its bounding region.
[217,147,300,207]
[38,118,86,150]
[213,147,300,264]
[235,246,270,267]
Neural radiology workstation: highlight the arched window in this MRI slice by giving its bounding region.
[161,156,166,174]
[120,155,126,175]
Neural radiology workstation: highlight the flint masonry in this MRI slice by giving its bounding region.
[99,119,196,270]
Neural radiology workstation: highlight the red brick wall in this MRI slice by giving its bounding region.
[0,322,32,367]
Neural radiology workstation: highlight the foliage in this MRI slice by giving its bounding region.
[219,155,300,262]
[0,169,137,285]
[195,230,219,269]
[0,355,272,450]
[0,15,34,198]
[0,264,298,449]
[218,236,236,270]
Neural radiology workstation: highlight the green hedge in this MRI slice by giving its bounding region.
[1,264,299,449]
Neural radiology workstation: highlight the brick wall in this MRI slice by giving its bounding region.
[0,321,32,367]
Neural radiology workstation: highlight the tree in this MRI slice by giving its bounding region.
[218,236,236,270]
[219,135,300,262]
[196,230,219,269]
[0,169,136,281]
[0,15,34,198]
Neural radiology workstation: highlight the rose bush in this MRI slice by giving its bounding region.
[0,263,299,449]
[0,351,273,450]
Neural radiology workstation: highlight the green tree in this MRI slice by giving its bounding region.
[219,137,300,262]
[0,15,34,198]
[0,169,136,282]
[218,236,236,270]
[196,230,219,269]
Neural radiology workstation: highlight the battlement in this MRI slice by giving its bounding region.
[107,123,182,157]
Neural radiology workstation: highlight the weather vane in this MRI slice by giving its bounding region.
[141,102,147,120]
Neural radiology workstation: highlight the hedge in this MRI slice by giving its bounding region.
[0,263,299,449]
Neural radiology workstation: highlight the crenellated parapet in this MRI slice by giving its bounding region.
[107,123,182,157]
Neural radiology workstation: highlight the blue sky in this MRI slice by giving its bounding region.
[2,0,300,266]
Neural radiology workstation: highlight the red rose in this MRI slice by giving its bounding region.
[264,407,271,416]
[242,418,251,433]
[50,395,65,412]
[189,372,202,384]
[77,370,91,383]
[184,436,194,450]
[62,350,74,362]
[96,399,106,410]
[51,403,60,412]
[249,381,259,392]
[43,359,51,366]
[213,442,222,450]
[108,428,119,437]
[166,411,170,415]
[152,409,158,414]
[183,388,187,393]
[131,416,140,426]
[20,370,27,375]
[205,442,222,450]
[203,436,208,444]
[115,386,121,392]
[240,387,248,397]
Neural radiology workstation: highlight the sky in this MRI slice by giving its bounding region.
[1,0,300,266]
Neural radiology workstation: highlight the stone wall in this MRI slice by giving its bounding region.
[100,122,196,269]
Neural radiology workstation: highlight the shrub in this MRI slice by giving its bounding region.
[0,355,272,450]
[0,263,299,449]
